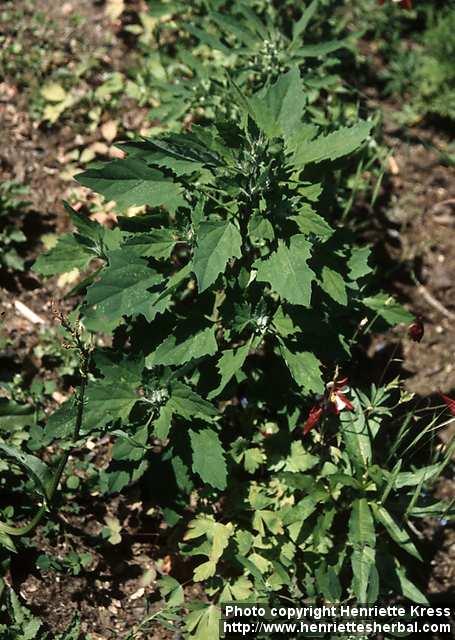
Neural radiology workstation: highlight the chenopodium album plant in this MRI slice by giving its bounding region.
[3,68,453,637]
[149,0,350,126]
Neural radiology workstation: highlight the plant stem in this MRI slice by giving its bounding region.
[0,321,90,538]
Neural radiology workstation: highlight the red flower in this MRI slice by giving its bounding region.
[303,405,323,435]
[408,317,424,343]
[439,393,455,417]
[378,0,412,8]
[302,375,354,436]
[327,378,355,415]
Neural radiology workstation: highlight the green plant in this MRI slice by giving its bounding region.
[410,8,455,121]
[2,5,454,640]
[0,587,83,640]
[147,0,351,127]
[362,2,455,123]
[36,550,92,576]
[0,68,447,639]
[0,181,29,272]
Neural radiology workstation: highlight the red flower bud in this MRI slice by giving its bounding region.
[378,0,412,8]
[408,317,424,343]
[303,405,323,435]
[439,393,455,417]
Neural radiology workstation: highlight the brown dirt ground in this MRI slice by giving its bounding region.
[379,115,455,397]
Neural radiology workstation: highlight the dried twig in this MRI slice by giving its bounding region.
[14,300,45,325]
[418,284,455,320]
[429,198,455,216]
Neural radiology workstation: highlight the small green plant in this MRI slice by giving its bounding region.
[36,550,92,576]
[410,8,455,121]
[0,588,83,640]
[0,181,29,272]
[371,4,455,123]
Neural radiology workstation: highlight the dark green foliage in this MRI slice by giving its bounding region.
[30,70,450,622]
[148,0,351,127]
[1,4,454,639]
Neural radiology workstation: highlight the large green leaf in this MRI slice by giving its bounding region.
[349,498,379,603]
[211,12,257,47]
[292,0,319,41]
[154,403,173,441]
[169,382,217,422]
[143,128,225,167]
[0,443,54,502]
[254,235,315,307]
[83,251,161,331]
[192,220,242,292]
[83,380,139,433]
[296,40,348,58]
[158,576,185,607]
[186,604,220,640]
[315,564,342,602]
[119,135,214,166]
[66,203,121,248]
[43,378,139,444]
[319,266,348,305]
[208,342,251,399]
[349,499,376,548]
[278,343,324,394]
[77,159,186,212]
[125,229,178,260]
[44,358,142,440]
[394,564,428,604]
[348,246,372,280]
[395,464,441,489]
[363,293,414,325]
[291,209,334,240]
[34,234,95,276]
[43,398,77,444]
[371,504,422,560]
[34,205,121,276]
[185,24,231,55]
[339,392,372,468]
[351,546,379,603]
[148,326,218,368]
[292,121,372,167]
[190,429,227,490]
[248,68,306,140]
[140,262,193,323]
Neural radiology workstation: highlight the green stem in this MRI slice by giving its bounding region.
[0,505,47,537]
[0,338,89,539]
